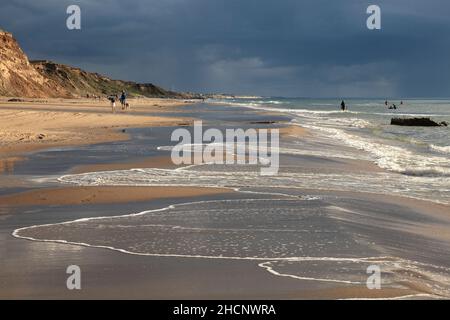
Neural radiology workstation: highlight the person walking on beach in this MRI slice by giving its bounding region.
[341,100,346,111]
[120,90,127,110]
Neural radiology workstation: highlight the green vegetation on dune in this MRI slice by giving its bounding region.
[31,60,198,99]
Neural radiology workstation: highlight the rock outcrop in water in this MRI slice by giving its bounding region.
[391,118,448,127]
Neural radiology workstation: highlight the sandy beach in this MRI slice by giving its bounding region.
[1,98,450,300]
[0,98,193,157]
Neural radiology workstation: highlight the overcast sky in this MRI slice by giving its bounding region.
[1,0,450,97]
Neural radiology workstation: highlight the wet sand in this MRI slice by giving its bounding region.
[69,156,176,174]
[7,188,448,299]
[0,250,418,299]
[0,156,25,174]
[278,125,309,138]
[2,100,450,300]
[0,186,232,207]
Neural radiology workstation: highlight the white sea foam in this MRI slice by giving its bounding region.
[13,198,450,298]
[431,144,450,155]
[302,123,450,177]
[158,143,363,161]
[56,166,450,204]
[259,258,450,297]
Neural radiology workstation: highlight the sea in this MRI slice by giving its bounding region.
[208,97,450,203]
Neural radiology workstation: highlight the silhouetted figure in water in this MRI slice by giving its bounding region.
[341,100,346,111]
[400,101,403,105]
[385,100,388,106]
[389,104,397,110]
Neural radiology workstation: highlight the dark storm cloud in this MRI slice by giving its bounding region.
[1,0,450,97]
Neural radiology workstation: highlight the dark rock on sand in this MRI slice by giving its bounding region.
[391,117,446,127]
[249,121,277,124]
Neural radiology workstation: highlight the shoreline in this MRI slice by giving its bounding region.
[10,185,450,299]
[2,98,450,300]
[0,186,233,207]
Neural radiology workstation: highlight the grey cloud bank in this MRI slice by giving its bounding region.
[1,0,449,97]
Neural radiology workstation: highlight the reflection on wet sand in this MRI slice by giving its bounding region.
[0,156,23,174]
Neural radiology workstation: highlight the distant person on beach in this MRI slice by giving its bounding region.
[108,96,116,113]
[341,100,346,111]
[385,100,388,106]
[120,91,127,110]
